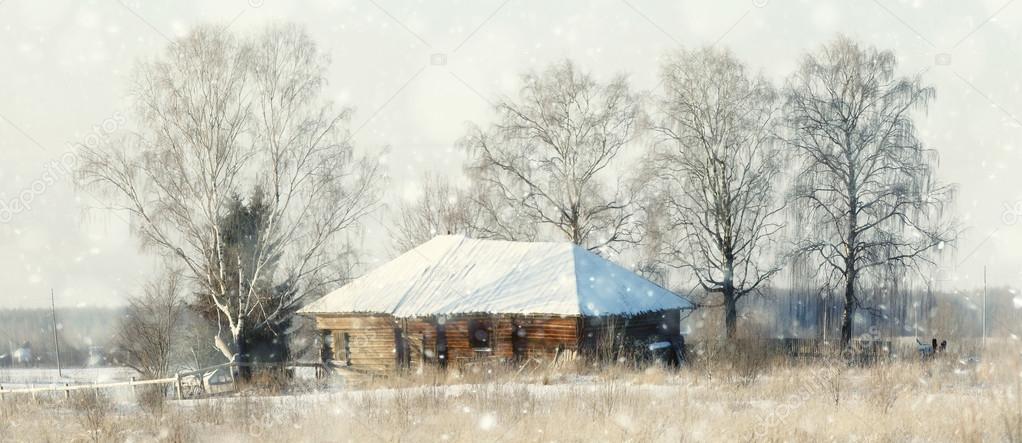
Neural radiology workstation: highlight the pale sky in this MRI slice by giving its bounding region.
[1,0,1020,308]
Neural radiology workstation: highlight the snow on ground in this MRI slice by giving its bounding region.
[174,380,680,407]
[0,367,136,388]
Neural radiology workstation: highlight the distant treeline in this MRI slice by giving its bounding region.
[3,284,1012,368]
[0,307,123,366]
[685,286,1019,341]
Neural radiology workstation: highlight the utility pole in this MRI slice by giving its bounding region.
[50,289,62,378]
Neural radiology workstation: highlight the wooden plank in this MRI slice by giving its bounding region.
[316,315,396,330]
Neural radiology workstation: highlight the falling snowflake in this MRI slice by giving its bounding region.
[478,413,496,431]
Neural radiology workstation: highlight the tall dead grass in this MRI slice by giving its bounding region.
[0,342,1019,442]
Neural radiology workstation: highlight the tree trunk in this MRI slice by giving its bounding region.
[724,291,738,340]
[842,134,859,351]
[235,331,252,381]
[723,265,737,340]
[840,274,855,349]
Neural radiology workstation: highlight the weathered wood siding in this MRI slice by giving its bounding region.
[315,309,681,373]
[399,318,436,370]
[401,314,580,369]
[316,315,398,372]
[505,315,579,360]
[316,313,582,372]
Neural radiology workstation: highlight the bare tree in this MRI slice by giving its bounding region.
[77,24,381,368]
[115,270,186,379]
[391,173,483,253]
[784,36,956,349]
[648,47,785,340]
[462,60,643,252]
[631,192,673,287]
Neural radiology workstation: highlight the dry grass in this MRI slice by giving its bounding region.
[69,390,117,442]
[1,343,1020,442]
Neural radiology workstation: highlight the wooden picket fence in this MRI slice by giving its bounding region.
[686,337,893,364]
[0,361,327,401]
[778,337,892,363]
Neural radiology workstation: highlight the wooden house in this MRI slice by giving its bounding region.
[299,235,693,373]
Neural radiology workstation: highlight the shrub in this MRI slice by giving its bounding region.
[69,390,116,443]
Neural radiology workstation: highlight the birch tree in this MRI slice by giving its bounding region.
[462,60,642,252]
[784,37,955,349]
[649,47,785,339]
[392,173,482,253]
[77,24,381,370]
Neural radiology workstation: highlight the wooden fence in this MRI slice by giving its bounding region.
[0,361,326,401]
[0,339,900,401]
[687,337,893,364]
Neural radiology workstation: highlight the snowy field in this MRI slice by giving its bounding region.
[0,367,136,388]
[1,350,1020,442]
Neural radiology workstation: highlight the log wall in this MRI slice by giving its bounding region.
[315,313,582,373]
[316,315,398,372]
[315,309,681,373]
[400,314,580,369]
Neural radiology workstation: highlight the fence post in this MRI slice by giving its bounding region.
[175,373,183,400]
[1,384,4,401]
[30,383,36,401]
[130,377,136,396]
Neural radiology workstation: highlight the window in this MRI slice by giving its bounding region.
[394,327,410,369]
[320,330,334,363]
[468,319,492,350]
[329,331,351,365]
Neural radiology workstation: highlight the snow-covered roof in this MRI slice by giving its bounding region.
[299,235,693,317]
